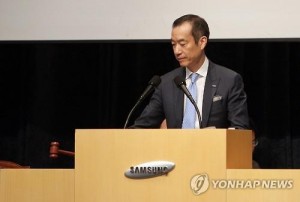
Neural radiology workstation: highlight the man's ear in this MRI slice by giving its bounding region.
[198,36,208,50]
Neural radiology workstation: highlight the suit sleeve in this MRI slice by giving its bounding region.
[227,74,250,129]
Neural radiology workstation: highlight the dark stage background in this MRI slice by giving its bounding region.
[0,41,299,168]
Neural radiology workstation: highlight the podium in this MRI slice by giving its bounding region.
[2,129,299,202]
[75,129,252,202]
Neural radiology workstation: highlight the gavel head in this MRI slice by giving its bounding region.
[49,142,60,158]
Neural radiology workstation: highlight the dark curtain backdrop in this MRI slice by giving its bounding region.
[0,41,299,168]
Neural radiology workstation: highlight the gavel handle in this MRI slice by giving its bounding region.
[57,149,75,157]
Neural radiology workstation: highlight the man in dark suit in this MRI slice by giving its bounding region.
[132,14,249,129]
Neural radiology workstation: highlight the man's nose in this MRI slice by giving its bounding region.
[173,45,181,55]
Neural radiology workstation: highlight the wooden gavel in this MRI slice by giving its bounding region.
[49,142,75,158]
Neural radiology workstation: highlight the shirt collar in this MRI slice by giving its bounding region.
[185,56,209,79]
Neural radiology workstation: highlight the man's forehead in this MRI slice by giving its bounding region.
[171,29,192,42]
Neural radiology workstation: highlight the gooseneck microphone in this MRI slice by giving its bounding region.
[173,76,202,128]
[123,75,161,129]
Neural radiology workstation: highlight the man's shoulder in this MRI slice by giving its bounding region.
[161,67,184,80]
[209,61,240,79]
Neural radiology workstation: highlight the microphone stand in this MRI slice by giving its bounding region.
[123,75,161,129]
[123,101,139,129]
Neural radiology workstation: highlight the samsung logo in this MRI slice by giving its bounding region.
[124,161,175,179]
[130,166,168,174]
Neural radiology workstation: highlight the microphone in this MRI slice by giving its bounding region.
[137,75,161,104]
[173,76,202,128]
[123,75,161,129]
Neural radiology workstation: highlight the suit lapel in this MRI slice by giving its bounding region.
[201,62,219,127]
[173,68,186,128]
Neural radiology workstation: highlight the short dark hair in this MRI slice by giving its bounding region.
[172,14,210,43]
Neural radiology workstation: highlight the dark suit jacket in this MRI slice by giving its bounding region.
[132,60,249,129]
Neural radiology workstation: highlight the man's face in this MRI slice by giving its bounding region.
[171,22,207,71]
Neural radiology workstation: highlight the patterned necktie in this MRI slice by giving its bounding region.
[182,73,199,128]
